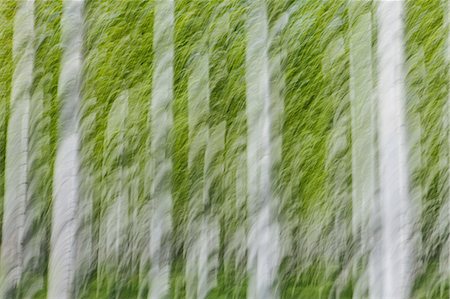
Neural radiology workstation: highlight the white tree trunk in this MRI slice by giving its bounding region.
[185,52,210,299]
[48,0,84,298]
[148,0,175,298]
[377,1,413,298]
[0,1,34,296]
[245,1,280,298]
[98,91,129,288]
[348,5,380,298]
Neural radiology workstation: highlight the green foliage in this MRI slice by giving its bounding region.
[0,0,449,297]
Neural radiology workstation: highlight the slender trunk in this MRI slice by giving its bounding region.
[186,52,210,299]
[245,1,280,298]
[148,0,175,297]
[0,1,34,296]
[348,4,380,298]
[48,0,84,298]
[98,91,129,292]
[377,1,413,298]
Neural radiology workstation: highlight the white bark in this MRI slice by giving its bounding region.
[245,1,280,298]
[0,0,34,295]
[348,6,380,298]
[185,52,211,299]
[99,92,129,280]
[148,1,175,297]
[377,1,413,298]
[48,0,84,298]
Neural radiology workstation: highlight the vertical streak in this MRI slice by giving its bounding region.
[0,0,33,296]
[198,122,223,299]
[48,0,84,298]
[185,52,221,299]
[186,52,210,299]
[348,5,380,298]
[350,10,375,242]
[149,0,174,298]
[99,91,129,290]
[444,0,450,281]
[245,1,280,298]
[377,1,412,298]
[446,0,450,282]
